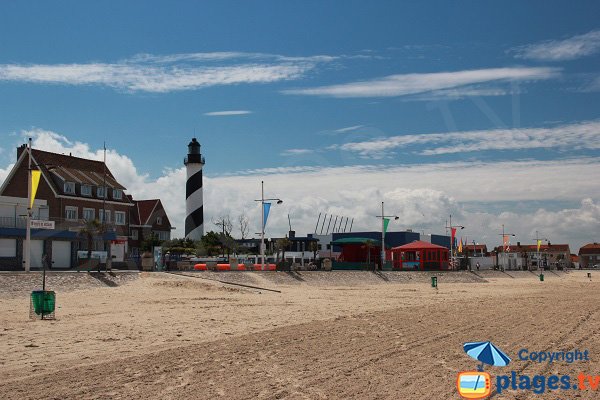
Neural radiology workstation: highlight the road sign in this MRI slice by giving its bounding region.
[30,220,55,229]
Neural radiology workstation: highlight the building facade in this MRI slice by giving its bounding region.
[0,145,172,270]
[578,243,600,268]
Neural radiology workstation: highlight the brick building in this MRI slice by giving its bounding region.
[578,243,600,268]
[0,145,172,269]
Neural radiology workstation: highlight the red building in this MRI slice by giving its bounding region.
[391,240,449,270]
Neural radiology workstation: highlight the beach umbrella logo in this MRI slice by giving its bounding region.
[463,341,511,371]
[456,341,511,399]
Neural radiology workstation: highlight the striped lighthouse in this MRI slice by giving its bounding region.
[184,138,205,240]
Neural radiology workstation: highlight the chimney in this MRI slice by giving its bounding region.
[17,144,27,159]
[288,230,295,239]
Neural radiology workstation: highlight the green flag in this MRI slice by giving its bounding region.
[383,218,390,233]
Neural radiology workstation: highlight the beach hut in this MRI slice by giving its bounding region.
[331,237,385,270]
[391,241,449,270]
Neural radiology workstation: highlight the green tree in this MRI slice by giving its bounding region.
[141,232,162,252]
[201,231,222,256]
[275,236,291,268]
[308,240,319,261]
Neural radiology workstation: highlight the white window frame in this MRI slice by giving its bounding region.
[113,189,123,200]
[115,211,126,225]
[155,231,170,241]
[64,181,76,194]
[97,186,107,198]
[81,184,92,196]
[82,208,95,221]
[65,206,78,221]
[99,209,111,223]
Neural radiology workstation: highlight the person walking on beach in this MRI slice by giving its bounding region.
[476,262,480,271]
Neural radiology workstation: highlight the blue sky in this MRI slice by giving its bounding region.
[0,1,599,250]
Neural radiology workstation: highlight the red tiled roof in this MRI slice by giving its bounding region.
[579,243,600,255]
[392,240,448,250]
[135,199,159,226]
[495,244,571,253]
[464,244,488,251]
[28,148,129,200]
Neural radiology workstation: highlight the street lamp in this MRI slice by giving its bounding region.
[254,181,282,271]
[445,214,464,270]
[533,231,549,270]
[498,224,516,269]
[376,202,398,268]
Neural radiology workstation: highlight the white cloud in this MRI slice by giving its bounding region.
[408,85,511,101]
[282,67,560,98]
[0,51,376,93]
[127,52,342,64]
[581,75,600,92]
[0,163,14,184]
[280,148,313,156]
[3,128,599,251]
[334,125,364,133]
[512,30,600,61]
[203,110,252,116]
[335,120,600,158]
[0,63,311,93]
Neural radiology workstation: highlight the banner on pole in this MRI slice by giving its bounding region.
[537,239,542,252]
[383,218,390,233]
[30,169,41,209]
[263,202,271,228]
[503,235,511,252]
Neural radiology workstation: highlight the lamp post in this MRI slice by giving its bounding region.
[376,202,399,269]
[255,181,282,271]
[24,138,32,273]
[498,224,516,270]
[533,231,549,271]
[445,214,464,270]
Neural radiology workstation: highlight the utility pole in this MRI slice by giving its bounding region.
[533,231,548,270]
[24,138,32,272]
[376,202,399,268]
[498,224,516,270]
[255,181,282,270]
[445,215,464,270]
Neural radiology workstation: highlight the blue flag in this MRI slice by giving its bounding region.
[263,202,271,228]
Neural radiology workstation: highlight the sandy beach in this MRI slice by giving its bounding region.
[0,270,598,399]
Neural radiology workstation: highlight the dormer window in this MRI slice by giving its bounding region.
[97,186,106,198]
[81,184,92,196]
[64,181,75,194]
[113,188,123,200]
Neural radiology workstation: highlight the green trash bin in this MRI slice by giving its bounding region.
[539,273,544,282]
[31,290,56,315]
[431,276,438,288]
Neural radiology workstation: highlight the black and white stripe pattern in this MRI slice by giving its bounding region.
[185,159,204,240]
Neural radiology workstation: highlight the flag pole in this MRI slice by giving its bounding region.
[24,138,32,273]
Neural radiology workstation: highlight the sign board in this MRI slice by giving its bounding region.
[30,220,55,229]
[77,251,107,263]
